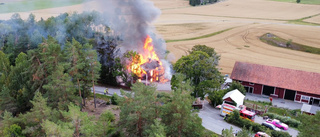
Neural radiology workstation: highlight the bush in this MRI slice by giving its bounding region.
[268,107,288,116]
[111,93,119,105]
[263,113,301,128]
[271,130,291,137]
[3,124,24,137]
[106,99,111,105]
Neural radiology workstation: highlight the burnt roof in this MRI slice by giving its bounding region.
[231,62,320,95]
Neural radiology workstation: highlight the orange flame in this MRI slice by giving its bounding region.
[129,35,166,82]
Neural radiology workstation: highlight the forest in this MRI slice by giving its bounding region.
[0,11,124,114]
[0,12,214,137]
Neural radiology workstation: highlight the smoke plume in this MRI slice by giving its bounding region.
[92,0,172,79]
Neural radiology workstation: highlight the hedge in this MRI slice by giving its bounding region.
[227,110,291,137]
[263,113,301,128]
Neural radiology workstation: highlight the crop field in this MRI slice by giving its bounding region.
[153,0,320,75]
[270,0,320,5]
[0,0,319,75]
[0,0,84,13]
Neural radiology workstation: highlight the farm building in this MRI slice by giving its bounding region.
[230,62,320,106]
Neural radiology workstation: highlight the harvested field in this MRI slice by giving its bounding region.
[0,0,319,75]
[154,0,320,75]
[270,0,320,5]
[160,0,320,20]
[305,14,320,24]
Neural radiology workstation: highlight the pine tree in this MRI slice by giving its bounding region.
[28,37,67,95]
[161,73,205,137]
[95,110,116,136]
[41,120,74,137]
[43,65,78,110]
[64,39,84,106]
[0,51,10,88]
[145,119,166,137]
[0,111,20,136]
[0,87,17,113]
[19,92,58,136]
[41,103,100,137]
[61,103,96,137]
[85,44,101,108]
[64,39,94,107]
[118,82,160,136]
[7,52,33,113]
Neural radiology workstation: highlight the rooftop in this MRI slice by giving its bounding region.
[231,62,320,95]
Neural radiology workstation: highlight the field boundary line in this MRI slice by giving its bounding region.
[166,27,235,43]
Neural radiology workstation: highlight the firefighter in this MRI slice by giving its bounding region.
[104,88,108,95]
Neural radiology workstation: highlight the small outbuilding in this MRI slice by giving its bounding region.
[301,103,320,115]
[222,89,245,107]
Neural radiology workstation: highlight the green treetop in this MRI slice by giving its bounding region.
[118,82,160,136]
[174,45,224,98]
[162,73,205,136]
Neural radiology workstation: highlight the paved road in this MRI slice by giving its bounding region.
[254,115,298,137]
[92,85,129,97]
[198,100,241,135]
[92,82,171,97]
[199,100,299,136]
[245,93,303,110]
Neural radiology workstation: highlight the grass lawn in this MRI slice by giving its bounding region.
[270,0,320,5]
[0,0,85,13]
[244,99,271,112]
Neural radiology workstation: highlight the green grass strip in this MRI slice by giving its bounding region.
[287,13,320,26]
[260,33,320,55]
[166,28,234,43]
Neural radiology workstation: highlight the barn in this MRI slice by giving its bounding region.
[230,61,320,106]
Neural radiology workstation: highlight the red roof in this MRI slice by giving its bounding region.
[231,62,320,95]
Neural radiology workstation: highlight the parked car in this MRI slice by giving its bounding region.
[261,122,281,131]
[266,119,288,130]
[255,132,270,137]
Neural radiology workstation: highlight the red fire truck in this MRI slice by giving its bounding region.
[220,104,256,122]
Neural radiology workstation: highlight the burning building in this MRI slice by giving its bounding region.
[127,35,168,83]
[93,0,172,83]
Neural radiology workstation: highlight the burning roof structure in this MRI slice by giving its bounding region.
[92,0,172,83]
[128,35,168,83]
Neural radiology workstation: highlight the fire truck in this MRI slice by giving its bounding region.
[220,103,256,122]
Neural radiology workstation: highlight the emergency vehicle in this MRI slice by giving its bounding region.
[220,103,256,122]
